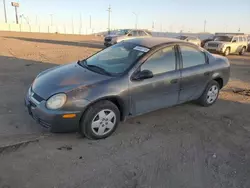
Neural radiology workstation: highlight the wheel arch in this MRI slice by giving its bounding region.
[81,96,127,123]
[213,77,223,89]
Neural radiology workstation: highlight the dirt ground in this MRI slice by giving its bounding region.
[0,31,250,188]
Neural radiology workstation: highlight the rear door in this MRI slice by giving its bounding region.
[178,44,211,103]
[129,45,181,115]
[231,36,239,53]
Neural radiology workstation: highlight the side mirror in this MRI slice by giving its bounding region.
[133,70,153,80]
[128,33,132,36]
[232,40,237,43]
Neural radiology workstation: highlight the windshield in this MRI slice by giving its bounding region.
[80,42,149,75]
[176,36,188,40]
[114,29,130,36]
[214,36,232,42]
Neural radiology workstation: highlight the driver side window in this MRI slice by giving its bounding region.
[233,37,239,42]
[140,46,176,75]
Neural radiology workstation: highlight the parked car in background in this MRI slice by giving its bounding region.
[201,37,215,48]
[204,34,248,56]
[248,35,250,52]
[25,38,230,140]
[176,35,201,46]
[104,29,152,47]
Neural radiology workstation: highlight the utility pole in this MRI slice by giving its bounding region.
[107,5,111,34]
[3,0,7,23]
[79,13,82,34]
[50,14,53,26]
[204,20,206,32]
[72,16,74,34]
[89,15,92,29]
[132,12,138,29]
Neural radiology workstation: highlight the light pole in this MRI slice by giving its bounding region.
[3,0,7,23]
[107,5,111,34]
[132,12,138,29]
[50,14,53,26]
[204,20,207,32]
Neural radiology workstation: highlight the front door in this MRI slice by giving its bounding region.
[230,36,239,53]
[178,44,211,103]
[129,45,181,115]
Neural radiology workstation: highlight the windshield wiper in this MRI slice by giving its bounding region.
[78,60,112,76]
[87,64,112,76]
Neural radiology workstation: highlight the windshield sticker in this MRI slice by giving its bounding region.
[133,46,150,53]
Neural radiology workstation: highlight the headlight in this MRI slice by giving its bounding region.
[220,44,225,49]
[46,93,67,110]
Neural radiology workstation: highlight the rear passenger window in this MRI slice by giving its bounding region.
[180,46,206,68]
[239,37,243,42]
[141,46,176,75]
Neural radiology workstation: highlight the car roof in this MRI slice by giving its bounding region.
[124,37,186,48]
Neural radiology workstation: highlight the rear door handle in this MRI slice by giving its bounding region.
[204,72,210,76]
[170,79,178,84]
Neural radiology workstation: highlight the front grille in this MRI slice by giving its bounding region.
[32,92,44,102]
[39,119,51,129]
[30,100,37,108]
[105,38,112,42]
[208,43,219,47]
[32,114,51,129]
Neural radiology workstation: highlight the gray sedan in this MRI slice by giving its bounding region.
[25,38,230,139]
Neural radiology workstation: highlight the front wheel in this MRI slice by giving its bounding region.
[223,47,230,56]
[80,100,120,140]
[197,80,220,107]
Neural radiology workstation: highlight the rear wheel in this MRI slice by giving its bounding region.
[239,47,246,55]
[80,100,120,140]
[224,47,230,56]
[197,80,220,107]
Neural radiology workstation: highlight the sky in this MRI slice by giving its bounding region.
[1,0,250,33]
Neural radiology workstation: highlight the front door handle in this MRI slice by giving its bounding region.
[170,79,178,84]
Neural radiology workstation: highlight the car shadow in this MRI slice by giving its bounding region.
[4,36,104,49]
[0,55,57,137]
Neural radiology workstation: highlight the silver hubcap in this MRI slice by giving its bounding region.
[91,109,116,136]
[225,49,229,55]
[207,85,219,104]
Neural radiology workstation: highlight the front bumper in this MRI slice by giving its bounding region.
[205,47,225,54]
[24,94,83,133]
[104,41,116,47]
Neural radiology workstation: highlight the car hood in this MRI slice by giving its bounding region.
[32,62,111,99]
[207,41,230,45]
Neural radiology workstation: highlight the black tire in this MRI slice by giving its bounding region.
[80,100,120,140]
[197,80,220,107]
[223,47,230,56]
[239,47,246,55]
